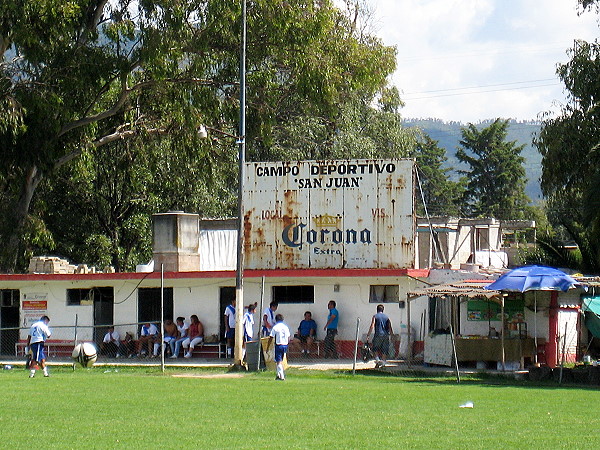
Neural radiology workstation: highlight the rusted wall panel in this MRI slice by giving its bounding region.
[243,159,415,269]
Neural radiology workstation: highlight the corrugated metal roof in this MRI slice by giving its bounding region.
[407,280,502,302]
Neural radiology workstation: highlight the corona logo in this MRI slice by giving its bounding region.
[313,214,341,228]
[281,222,372,249]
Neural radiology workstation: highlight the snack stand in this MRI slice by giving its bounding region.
[407,280,535,370]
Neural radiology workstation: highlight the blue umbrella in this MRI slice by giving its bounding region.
[484,265,579,293]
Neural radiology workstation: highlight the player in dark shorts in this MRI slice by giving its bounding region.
[366,305,393,368]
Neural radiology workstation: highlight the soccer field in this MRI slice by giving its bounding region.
[3,366,599,448]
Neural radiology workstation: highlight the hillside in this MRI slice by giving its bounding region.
[404,118,542,202]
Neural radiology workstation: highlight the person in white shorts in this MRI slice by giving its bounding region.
[270,314,291,381]
[27,315,51,378]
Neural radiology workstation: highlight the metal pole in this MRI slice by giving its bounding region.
[352,318,360,375]
[501,297,505,371]
[257,275,265,371]
[160,264,165,373]
[233,0,247,367]
[449,314,460,384]
[73,314,78,371]
[534,292,538,364]
[407,297,412,368]
[559,321,568,385]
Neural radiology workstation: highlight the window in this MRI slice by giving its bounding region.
[272,286,314,304]
[369,285,399,303]
[67,288,94,306]
[1,289,19,307]
[137,288,174,323]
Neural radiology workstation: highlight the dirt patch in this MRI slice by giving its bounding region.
[172,373,245,379]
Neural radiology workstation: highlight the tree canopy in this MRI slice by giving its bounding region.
[536,38,600,272]
[0,0,410,272]
[411,133,465,217]
[456,119,530,220]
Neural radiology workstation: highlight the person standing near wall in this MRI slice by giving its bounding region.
[366,304,393,368]
[224,299,236,358]
[262,301,278,337]
[26,315,51,378]
[243,304,256,343]
[323,301,339,359]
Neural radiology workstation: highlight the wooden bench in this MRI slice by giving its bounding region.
[191,343,225,358]
[287,340,323,358]
[15,340,75,358]
[168,342,225,359]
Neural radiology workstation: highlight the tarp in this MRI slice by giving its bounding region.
[582,297,600,339]
[485,265,579,292]
[199,229,236,271]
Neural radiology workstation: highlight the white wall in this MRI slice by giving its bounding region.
[6,273,429,343]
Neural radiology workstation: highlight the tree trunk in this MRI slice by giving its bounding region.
[1,165,43,273]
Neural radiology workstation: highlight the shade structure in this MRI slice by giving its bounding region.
[484,265,579,293]
[582,297,600,339]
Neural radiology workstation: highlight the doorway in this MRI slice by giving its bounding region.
[92,287,115,346]
[137,287,174,334]
[0,289,19,356]
[219,287,235,343]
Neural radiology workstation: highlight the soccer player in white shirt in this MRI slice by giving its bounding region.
[262,301,278,336]
[270,314,291,381]
[224,299,236,358]
[243,304,256,342]
[27,315,51,378]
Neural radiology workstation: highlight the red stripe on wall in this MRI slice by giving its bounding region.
[0,268,430,282]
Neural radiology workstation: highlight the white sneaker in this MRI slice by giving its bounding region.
[184,352,192,358]
[29,373,35,378]
[169,355,178,359]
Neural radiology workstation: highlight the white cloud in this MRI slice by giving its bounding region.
[369,0,599,122]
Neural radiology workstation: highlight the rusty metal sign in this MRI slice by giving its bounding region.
[243,159,415,269]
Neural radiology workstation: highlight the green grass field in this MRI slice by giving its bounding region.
[2,365,599,448]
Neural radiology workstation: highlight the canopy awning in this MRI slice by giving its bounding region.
[582,297,600,339]
[407,280,503,303]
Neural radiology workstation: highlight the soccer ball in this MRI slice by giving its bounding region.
[72,342,98,368]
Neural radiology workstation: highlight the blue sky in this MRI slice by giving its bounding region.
[368,0,599,123]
